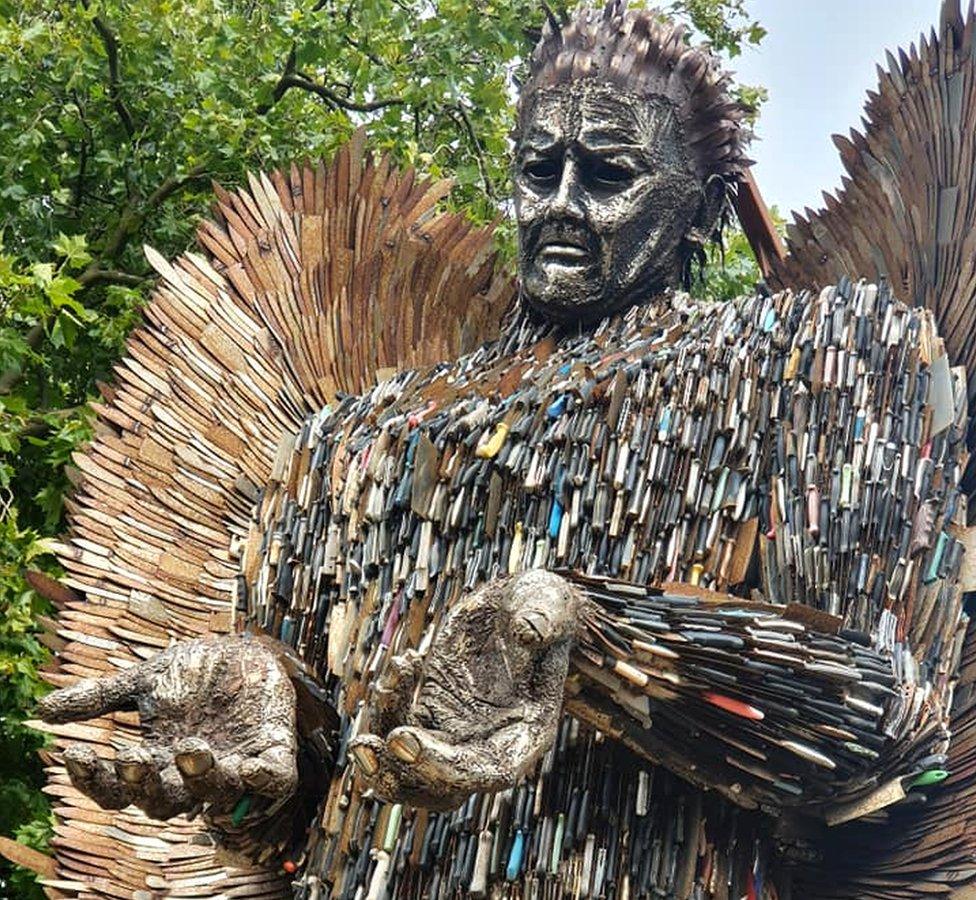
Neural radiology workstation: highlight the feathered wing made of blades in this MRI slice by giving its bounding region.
[768,2,976,895]
[30,131,514,898]
[771,1,976,488]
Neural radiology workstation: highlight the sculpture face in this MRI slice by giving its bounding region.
[514,81,703,322]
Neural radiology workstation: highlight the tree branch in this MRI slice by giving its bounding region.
[15,406,84,439]
[71,92,95,212]
[72,138,89,212]
[88,163,207,269]
[451,103,495,198]
[77,268,149,288]
[81,0,136,137]
[256,45,298,115]
[258,45,405,115]
[284,72,406,112]
[343,34,384,68]
[145,164,208,210]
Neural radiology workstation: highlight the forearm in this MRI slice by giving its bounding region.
[565,573,955,821]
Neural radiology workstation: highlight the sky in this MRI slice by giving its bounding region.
[731,0,943,218]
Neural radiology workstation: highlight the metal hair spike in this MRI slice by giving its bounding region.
[603,0,627,21]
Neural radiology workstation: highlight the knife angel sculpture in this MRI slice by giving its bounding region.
[22,2,976,899]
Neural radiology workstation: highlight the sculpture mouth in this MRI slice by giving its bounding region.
[537,240,590,263]
[535,235,595,272]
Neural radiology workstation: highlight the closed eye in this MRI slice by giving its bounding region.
[587,158,634,187]
[522,158,560,186]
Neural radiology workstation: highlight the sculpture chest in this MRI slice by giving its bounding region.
[244,281,962,669]
[244,291,782,651]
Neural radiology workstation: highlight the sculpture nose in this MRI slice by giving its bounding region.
[550,156,585,222]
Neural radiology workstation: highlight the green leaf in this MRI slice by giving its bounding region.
[29,262,54,286]
[44,275,84,311]
[48,316,65,348]
[51,233,92,269]
[1,183,28,201]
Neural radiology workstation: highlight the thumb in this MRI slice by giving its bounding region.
[508,570,583,646]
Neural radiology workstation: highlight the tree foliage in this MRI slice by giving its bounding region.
[0,1,764,894]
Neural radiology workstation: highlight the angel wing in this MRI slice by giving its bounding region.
[753,2,976,895]
[29,133,514,898]
[768,1,976,479]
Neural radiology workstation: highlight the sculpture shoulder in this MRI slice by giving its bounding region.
[715,281,957,385]
[661,289,809,357]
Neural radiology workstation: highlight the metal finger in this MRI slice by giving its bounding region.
[507,569,583,645]
[36,667,147,724]
[63,744,135,810]
[239,745,298,799]
[174,737,245,805]
[139,764,193,821]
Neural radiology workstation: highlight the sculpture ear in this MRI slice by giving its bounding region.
[694,174,729,242]
[679,174,729,290]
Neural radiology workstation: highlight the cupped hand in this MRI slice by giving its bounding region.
[348,570,586,810]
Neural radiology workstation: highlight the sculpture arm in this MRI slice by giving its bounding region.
[566,281,970,820]
[764,280,970,809]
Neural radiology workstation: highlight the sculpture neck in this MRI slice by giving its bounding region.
[501,285,678,350]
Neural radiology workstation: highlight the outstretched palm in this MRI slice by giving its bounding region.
[37,633,298,823]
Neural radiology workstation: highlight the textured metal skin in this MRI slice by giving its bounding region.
[514,82,704,322]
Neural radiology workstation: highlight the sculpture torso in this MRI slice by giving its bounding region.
[243,281,967,898]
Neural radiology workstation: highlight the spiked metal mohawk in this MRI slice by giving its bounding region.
[516,2,753,181]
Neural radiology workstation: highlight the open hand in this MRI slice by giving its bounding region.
[37,633,298,823]
[348,570,585,810]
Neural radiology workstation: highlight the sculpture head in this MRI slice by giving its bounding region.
[513,2,752,322]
